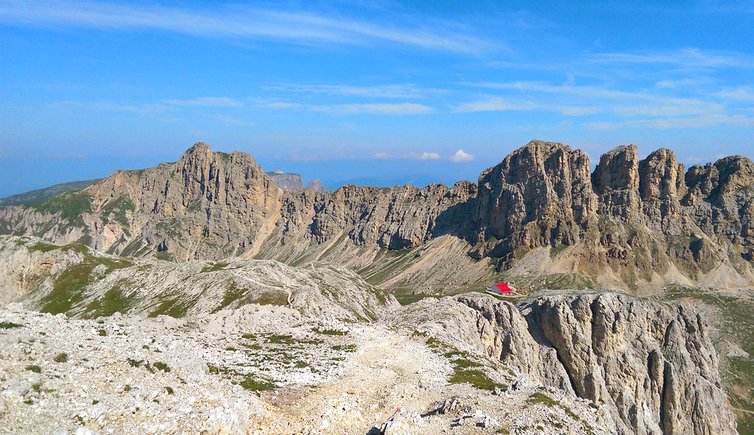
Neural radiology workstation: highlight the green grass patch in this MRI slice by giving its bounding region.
[527,392,559,407]
[266,334,294,345]
[53,353,68,363]
[394,292,438,306]
[128,358,156,374]
[211,284,248,313]
[28,242,59,253]
[40,254,133,315]
[253,291,289,306]
[449,368,506,391]
[26,365,42,373]
[31,191,92,223]
[331,344,357,352]
[153,362,170,373]
[100,196,135,227]
[312,327,347,336]
[443,348,507,392]
[0,321,23,329]
[148,296,196,318]
[201,261,229,273]
[84,284,138,318]
[154,251,174,262]
[239,374,276,392]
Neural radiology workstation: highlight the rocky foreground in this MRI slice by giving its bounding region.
[1,289,738,434]
[1,303,614,435]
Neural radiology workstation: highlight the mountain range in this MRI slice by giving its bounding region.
[1,140,752,293]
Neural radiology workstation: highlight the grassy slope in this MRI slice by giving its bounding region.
[0,179,100,206]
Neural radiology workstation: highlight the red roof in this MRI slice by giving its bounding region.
[494,282,513,294]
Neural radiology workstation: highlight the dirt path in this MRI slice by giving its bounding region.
[258,325,450,434]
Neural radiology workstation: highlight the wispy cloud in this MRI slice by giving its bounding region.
[264,83,441,99]
[47,96,243,114]
[163,97,242,107]
[455,98,537,113]
[714,87,754,101]
[46,100,169,116]
[313,102,433,115]
[449,149,474,162]
[454,97,597,116]
[587,48,754,69]
[654,78,712,89]
[414,151,441,160]
[259,101,434,115]
[586,113,754,130]
[0,0,493,54]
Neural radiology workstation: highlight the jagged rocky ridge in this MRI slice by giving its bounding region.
[1,140,753,290]
[395,292,737,435]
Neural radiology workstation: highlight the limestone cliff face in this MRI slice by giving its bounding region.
[283,182,475,249]
[399,292,737,435]
[471,140,754,288]
[81,143,283,260]
[471,141,596,262]
[1,140,753,289]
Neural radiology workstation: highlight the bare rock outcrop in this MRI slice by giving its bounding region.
[399,292,737,435]
[471,140,596,262]
[267,170,306,192]
[592,144,641,221]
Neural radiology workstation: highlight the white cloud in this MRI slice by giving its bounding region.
[585,113,754,130]
[587,48,754,69]
[0,1,493,54]
[264,83,441,99]
[252,100,303,110]
[454,97,597,117]
[163,97,242,107]
[414,152,441,160]
[449,149,474,162]
[373,152,393,159]
[714,87,754,101]
[253,99,432,115]
[455,98,537,113]
[312,103,433,115]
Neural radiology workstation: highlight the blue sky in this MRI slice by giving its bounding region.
[1,0,753,196]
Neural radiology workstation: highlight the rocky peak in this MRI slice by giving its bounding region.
[592,145,639,194]
[638,148,686,201]
[685,155,754,203]
[715,155,754,196]
[592,145,641,221]
[472,140,595,261]
[638,148,686,228]
[183,141,213,158]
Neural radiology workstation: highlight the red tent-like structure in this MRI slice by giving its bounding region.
[492,282,513,294]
